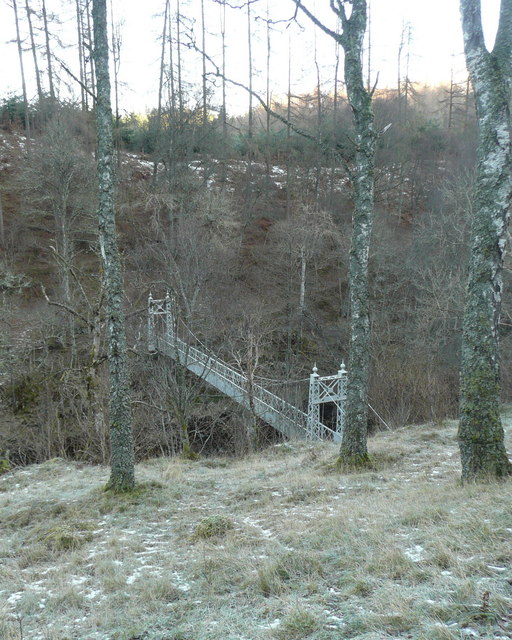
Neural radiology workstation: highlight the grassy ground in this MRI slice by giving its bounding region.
[1,414,512,640]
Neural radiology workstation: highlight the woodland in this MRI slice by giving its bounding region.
[0,0,511,481]
[2,1,512,638]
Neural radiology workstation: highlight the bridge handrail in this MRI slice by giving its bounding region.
[158,334,337,439]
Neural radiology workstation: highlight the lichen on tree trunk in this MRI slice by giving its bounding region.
[337,1,376,468]
[93,0,135,492]
[292,0,376,469]
[458,0,512,481]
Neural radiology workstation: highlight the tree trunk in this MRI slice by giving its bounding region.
[176,0,184,127]
[330,26,340,200]
[313,29,322,200]
[25,0,43,103]
[265,0,271,187]
[12,0,30,138]
[41,0,55,101]
[458,0,512,480]
[247,0,253,143]
[110,0,121,166]
[0,193,4,248]
[219,0,227,188]
[341,16,375,466]
[86,1,96,99]
[76,0,86,110]
[293,0,376,468]
[92,0,135,491]
[154,0,169,181]
[201,0,207,127]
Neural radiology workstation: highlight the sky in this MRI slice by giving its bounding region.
[0,0,503,117]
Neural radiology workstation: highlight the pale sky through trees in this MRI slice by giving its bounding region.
[0,0,501,115]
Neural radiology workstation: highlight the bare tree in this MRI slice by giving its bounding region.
[21,111,95,304]
[201,0,208,126]
[458,0,512,480]
[24,0,43,103]
[75,0,86,109]
[93,0,135,491]
[41,0,55,101]
[12,0,30,136]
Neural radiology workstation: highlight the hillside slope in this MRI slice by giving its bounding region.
[1,415,512,640]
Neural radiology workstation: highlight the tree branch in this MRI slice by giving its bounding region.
[292,0,340,40]
[188,39,352,171]
[209,0,259,9]
[460,0,488,79]
[493,0,512,67]
[41,285,92,327]
[206,69,352,173]
[53,54,97,101]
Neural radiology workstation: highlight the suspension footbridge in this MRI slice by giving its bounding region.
[148,294,346,442]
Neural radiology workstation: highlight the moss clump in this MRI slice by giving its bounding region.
[336,452,376,472]
[192,515,234,541]
[100,480,164,511]
[36,522,94,552]
[181,448,200,461]
[0,453,10,475]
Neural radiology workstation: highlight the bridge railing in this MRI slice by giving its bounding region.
[149,295,339,441]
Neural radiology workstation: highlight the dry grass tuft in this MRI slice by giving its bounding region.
[192,514,234,540]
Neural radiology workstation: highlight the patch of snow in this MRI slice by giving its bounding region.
[7,591,24,604]
[405,545,425,562]
[172,571,191,592]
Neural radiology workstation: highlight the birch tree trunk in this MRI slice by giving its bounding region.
[293,0,375,467]
[340,9,375,466]
[92,0,135,491]
[458,0,512,480]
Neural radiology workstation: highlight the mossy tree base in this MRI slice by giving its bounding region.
[105,478,135,493]
[336,450,375,472]
[104,473,136,494]
[103,479,162,497]
[458,439,512,482]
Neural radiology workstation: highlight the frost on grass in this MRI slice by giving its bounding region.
[1,416,512,639]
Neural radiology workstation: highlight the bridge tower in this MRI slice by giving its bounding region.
[307,363,347,440]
